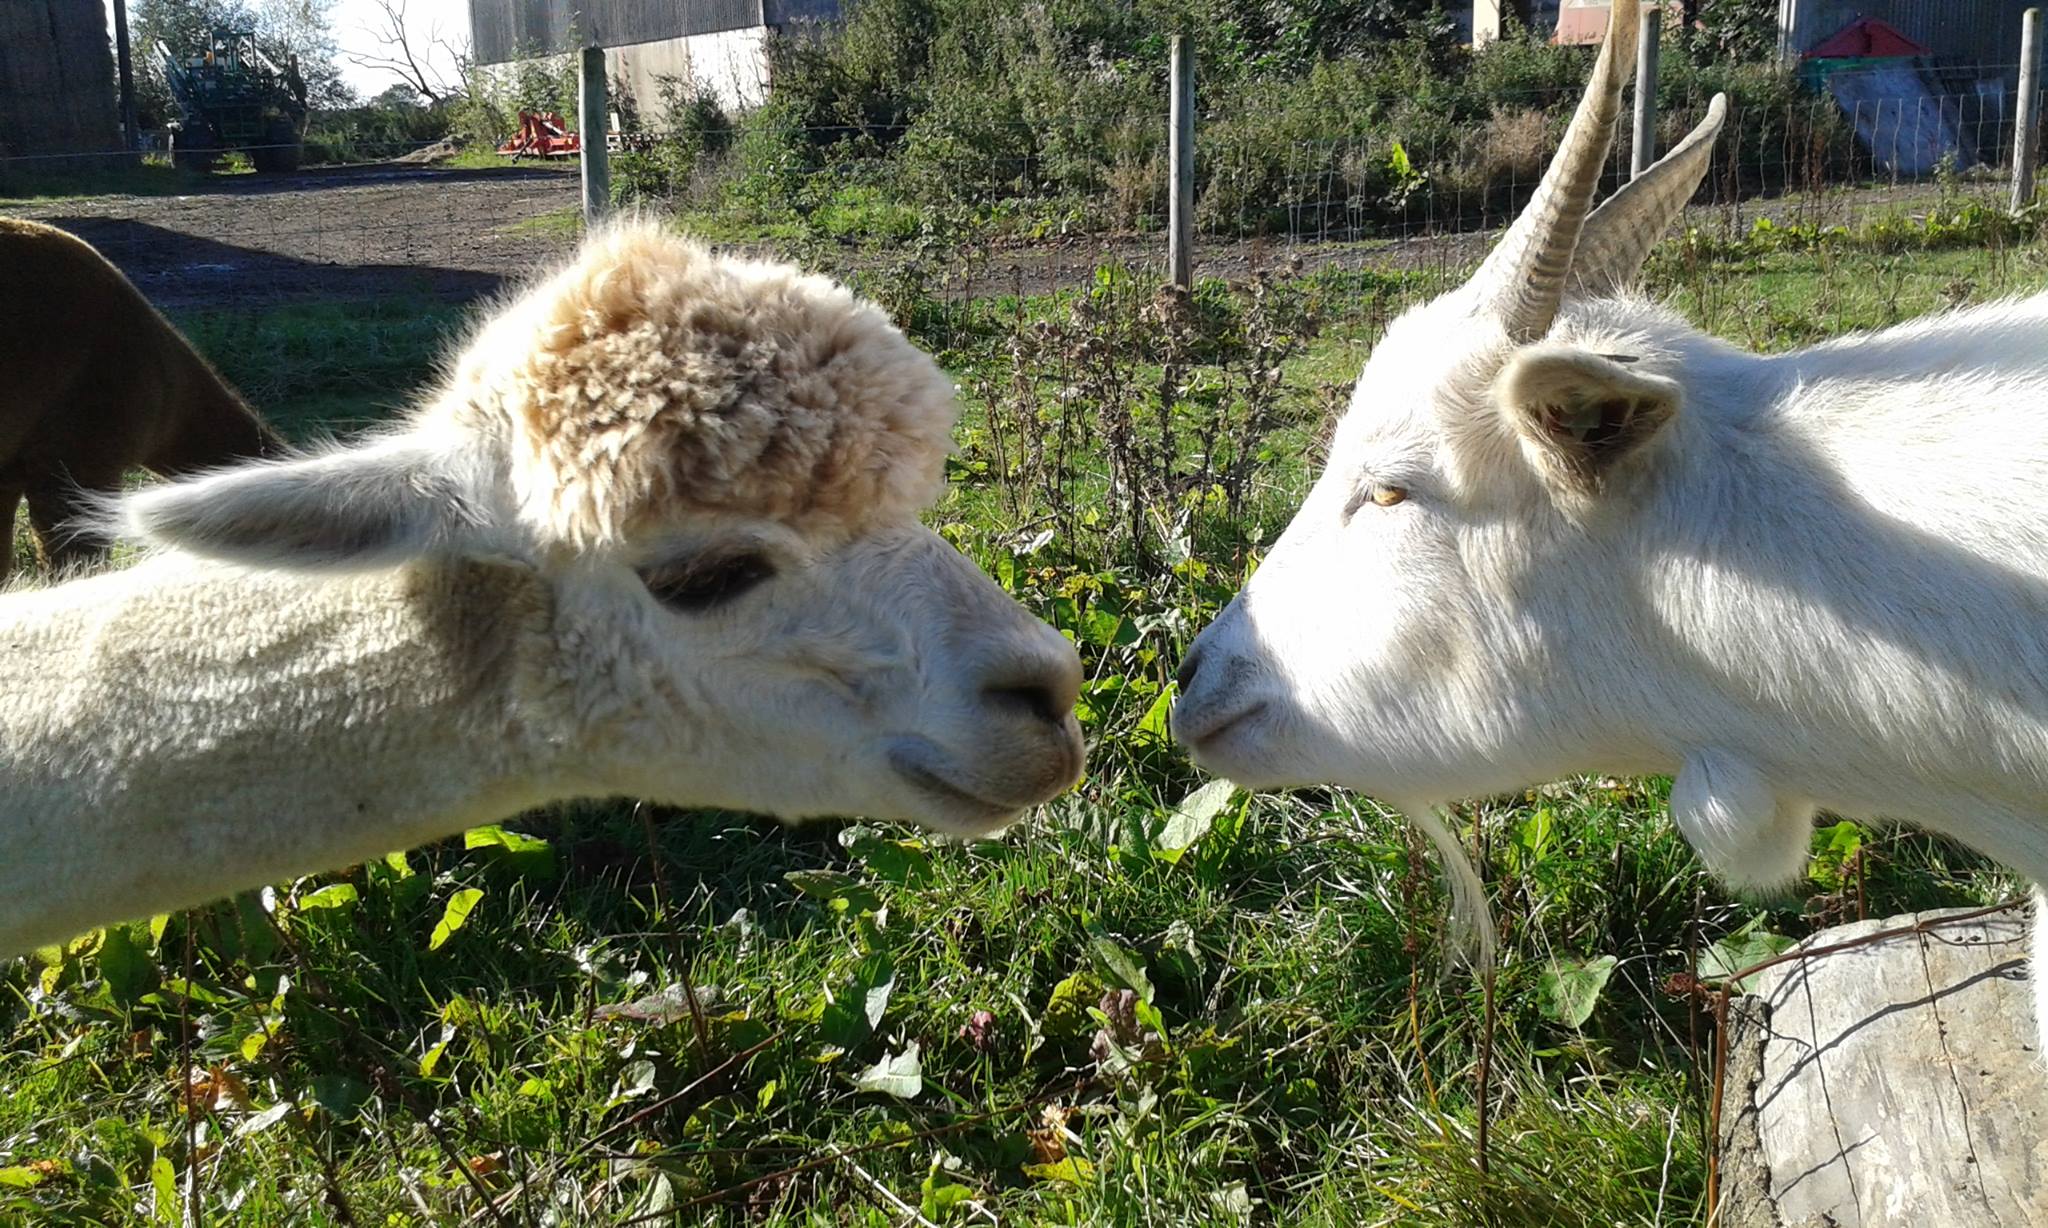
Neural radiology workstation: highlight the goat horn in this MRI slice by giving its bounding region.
[1573,93,1729,297]
[1464,0,1638,343]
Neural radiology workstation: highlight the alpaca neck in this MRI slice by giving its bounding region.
[0,556,565,954]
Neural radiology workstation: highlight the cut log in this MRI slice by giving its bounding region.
[1717,905,2048,1227]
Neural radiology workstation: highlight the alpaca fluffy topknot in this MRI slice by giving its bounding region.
[442,221,960,547]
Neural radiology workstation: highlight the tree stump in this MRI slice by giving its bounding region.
[1717,905,2048,1226]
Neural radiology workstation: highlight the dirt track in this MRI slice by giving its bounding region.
[10,164,583,310]
[6,160,1970,312]
[0,161,1521,310]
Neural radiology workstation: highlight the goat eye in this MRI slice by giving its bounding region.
[1344,484,1409,520]
[641,554,776,613]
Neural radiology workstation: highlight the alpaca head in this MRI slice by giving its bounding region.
[118,222,1085,834]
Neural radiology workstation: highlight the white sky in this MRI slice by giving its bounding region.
[325,0,470,98]
[106,0,474,101]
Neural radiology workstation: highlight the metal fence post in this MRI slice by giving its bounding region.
[579,45,611,224]
[2015,8,2042,212]
[1168,34,1194,290]
[1632,4,1662,179]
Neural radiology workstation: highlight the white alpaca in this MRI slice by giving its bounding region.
[1172,0,2048,1041]
[0,222,1084,956]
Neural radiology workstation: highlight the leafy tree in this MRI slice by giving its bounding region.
[1687,0,1780,63]
[131,0,351,128]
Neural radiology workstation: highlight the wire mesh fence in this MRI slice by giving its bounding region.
[4,48,2048,1228]
[1,66,2041,338]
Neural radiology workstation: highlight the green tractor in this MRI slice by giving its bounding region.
[160,27,308,173]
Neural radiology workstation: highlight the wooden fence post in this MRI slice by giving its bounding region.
[2014,8,2042,213]
[1632,4,1662,179]
[111,0,138,155]
[1168,34,1194,290]
[579,44,611,224]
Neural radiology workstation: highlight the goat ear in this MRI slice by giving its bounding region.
[1493,344,1681,495]
[122,441,478,570]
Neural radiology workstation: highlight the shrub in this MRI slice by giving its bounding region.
[896,77,1035,205]
[603,0,1882,243]
[719,96,824,222]
[1195,58,1394,236]
[304,88,453,165]
[1436,104,1560,217]
[1658,43,1860,196]
[609,77,735,208]
[1463,25,1594,113]
[1688,0,1782,64]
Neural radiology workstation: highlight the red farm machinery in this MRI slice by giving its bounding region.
[497,110,581,159]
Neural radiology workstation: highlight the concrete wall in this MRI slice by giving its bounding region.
[609,27,773,116]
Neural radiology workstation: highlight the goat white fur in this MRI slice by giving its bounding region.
[0,222,1085,957]
[1173,0,2048,1043]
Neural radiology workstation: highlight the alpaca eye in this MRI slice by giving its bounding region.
[642,554,776,613]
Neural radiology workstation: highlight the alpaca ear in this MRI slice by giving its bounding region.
[122,441,479,570]
[1494,344,1681,495]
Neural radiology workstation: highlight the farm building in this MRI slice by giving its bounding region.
[468,0,840,115]
[1471,1,1682,48]
[1469,0,1612,47]
[0,0,120,161]
[1474,1,2038,84]
[1779,0,2039,89]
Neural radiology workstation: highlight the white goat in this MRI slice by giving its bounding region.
[1172,0,2048,1041]
[0,222,1084,957]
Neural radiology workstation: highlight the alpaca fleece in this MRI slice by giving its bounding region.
[440,225,959,549]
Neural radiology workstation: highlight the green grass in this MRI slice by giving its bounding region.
[438,144,538,171]
[2,217,2038,1225]
[167,300,472,441]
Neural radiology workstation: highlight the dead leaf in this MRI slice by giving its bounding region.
[1027,1104,1072,1166]
[593,983,726,1025]
[184,1065,251,1112]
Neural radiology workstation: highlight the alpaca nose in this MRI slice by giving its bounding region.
[976,633,1082,727]
[1175,643,1205,693]
[984,681,1066,725]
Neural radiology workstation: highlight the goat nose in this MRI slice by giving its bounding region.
[978,637,1082,726]
[1175,643,1205,693]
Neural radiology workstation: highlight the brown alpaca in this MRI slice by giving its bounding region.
[0,218,283,581]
